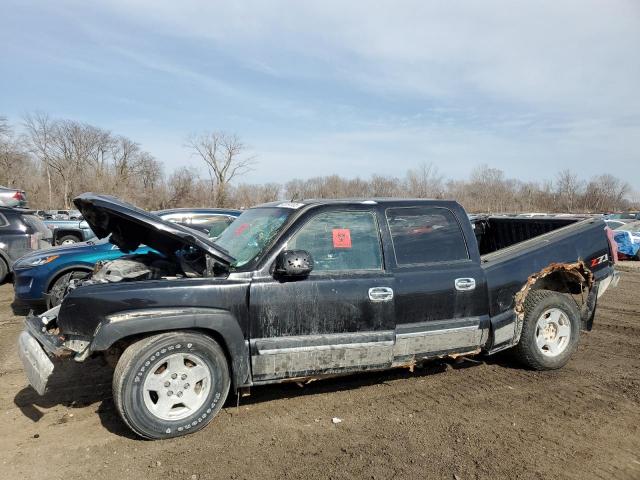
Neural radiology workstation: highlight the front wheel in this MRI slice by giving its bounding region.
[513,289,581,370]
[113,331,230,439]
[46,271,89,309]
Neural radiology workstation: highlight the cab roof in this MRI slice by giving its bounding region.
[254,198,462,209]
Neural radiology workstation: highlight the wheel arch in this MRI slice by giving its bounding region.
[53,229,82,244]
[91,308,250,390]
[514,260,595,342]
[44,264,94,292]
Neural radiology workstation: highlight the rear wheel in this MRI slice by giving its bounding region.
[113,331,230,439]
[514,289,581,370]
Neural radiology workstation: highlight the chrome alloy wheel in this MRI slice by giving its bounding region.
[535,308,571,357]
[142,352,212,421]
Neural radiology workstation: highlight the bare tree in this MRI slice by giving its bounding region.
[369,174,401,197]
[0,117,31,188]
[186,132,255,207]
[23,112,56,208]
[23,113,162,208]
[167,166,201,207]
[466,164,515,212]
[405,162,444,198]
[45,120,112,206]
[555,169,584,212]
[232,182,281,208]
[583,174,631,212]
[5,113,640,213]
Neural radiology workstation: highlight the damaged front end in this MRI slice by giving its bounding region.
[17,305,92,395]
[19,193,241,397]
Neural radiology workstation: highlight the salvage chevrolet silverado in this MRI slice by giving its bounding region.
[18,194,619,439]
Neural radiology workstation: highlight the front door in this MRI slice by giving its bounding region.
[249,208,395,382]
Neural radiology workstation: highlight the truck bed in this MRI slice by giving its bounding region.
[476,217,605,265]
[472,216,586,258]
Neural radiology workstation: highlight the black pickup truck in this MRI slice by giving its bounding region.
[18,194,619,439]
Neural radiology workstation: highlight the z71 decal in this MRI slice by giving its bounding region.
[590,254,608,268]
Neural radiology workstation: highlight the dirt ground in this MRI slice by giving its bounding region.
[0,273,639,480]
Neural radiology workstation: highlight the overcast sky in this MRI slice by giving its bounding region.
[1,1,639,191]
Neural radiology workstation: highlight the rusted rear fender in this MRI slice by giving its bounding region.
[514,260,594,339]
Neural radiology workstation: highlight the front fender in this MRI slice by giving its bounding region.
[91,307,250,388]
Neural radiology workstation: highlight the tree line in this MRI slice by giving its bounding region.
[0,114,637,213]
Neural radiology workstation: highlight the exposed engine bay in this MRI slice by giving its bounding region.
[92,253,179,282]
[66,251,225,298]
[51,194,237,307]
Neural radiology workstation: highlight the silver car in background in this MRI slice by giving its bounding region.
[0,186,27,207]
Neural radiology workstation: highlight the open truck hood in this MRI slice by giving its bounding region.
[73,193,235,266]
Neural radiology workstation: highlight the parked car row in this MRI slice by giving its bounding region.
[35,209,83,220]
[605,212,640,221]
[38,207,241,246]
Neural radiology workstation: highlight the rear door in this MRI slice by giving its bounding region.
[384,206,489,361]
[249,207,396,382]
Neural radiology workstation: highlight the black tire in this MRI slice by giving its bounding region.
[514,289,581,370]
[57,234,81,245]
[113,331,230,440]
[0,258,8,284]
[46,270,89,309]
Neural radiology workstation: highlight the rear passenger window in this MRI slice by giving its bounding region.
[0,213,8,227]
[288,211,382,272]
[386,207,469,265]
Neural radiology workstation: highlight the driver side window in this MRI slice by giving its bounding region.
[287,210,382,272]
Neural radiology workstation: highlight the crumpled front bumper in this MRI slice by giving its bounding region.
[17,330,54,395]
[17,311,78,396]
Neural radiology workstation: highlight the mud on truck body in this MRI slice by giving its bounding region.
[18,194,619,439]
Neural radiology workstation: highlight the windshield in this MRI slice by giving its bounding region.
[214,207,293,267]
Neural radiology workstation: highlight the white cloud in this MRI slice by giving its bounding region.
[85,0,640,116]
[6,0,640,188]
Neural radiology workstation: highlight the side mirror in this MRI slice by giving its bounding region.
[274,250,314,278]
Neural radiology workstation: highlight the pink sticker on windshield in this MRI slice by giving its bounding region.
[234,223,249,236]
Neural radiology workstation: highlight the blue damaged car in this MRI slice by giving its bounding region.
[13,237,153,310]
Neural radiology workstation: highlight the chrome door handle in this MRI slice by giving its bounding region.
[368,287,394,302]
[455,278,476,291]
